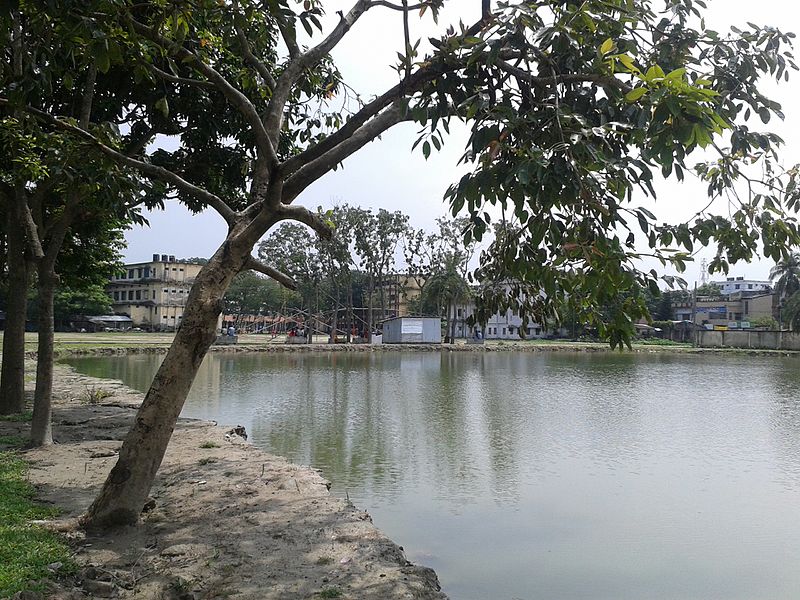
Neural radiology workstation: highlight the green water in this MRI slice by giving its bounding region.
[64,351,800,600]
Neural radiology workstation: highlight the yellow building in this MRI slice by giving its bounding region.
[107,253,207,331]
[381,274,425,317]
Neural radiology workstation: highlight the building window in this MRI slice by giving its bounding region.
[143,290,149,300]
[748,284,753,289]
[128,269,134,278]
[163,289,168,294]
[735,284,740,289]
[135,290,141,300]
[503,328,507,335]
[113,291,119,300]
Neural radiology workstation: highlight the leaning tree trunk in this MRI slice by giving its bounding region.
[82,242,249,528]
[30,271,57,446]
[0,209,29,415]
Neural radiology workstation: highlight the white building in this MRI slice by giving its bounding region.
[450,285,551,340]
[710,277,771,295]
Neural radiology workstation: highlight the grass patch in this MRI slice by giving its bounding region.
[318,587,343,598]
[0,435,28,448]
[0,451,74,597]
[198,457,218,465]
[83,386,114,404]
[199,441,220,449]
[636,338,691,347]
[0,411,33,423]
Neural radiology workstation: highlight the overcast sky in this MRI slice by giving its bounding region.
[124,0,800,286]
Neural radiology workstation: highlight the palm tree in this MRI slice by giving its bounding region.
[769,253,800,300]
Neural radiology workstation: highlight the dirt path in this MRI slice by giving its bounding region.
[2,363,446,599]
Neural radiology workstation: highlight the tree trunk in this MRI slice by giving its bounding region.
[346,284,353,343]
[367,277,374,342]
[30,272,56,446]
[450,300,457,343]
[329,280,339,343]
[82,242,247,528]
[0,208,29,415]
[445,301,452,343]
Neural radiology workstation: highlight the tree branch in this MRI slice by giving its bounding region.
[244,256,297,290]
[282,59,451,175]
[276,204,334,240]
[128,17,279,173]
[0,98,239,226]
[282,102,406,204]
[233,4,277,90]
[142,61,215,89]
[496,60,633,94]
[79,62,97,128]
[265,0,371,144]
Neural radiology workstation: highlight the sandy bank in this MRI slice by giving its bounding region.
[1,363,447,599]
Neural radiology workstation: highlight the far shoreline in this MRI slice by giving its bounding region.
[22,331,800,359]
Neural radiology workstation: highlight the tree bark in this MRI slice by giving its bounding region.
[82,240,248,528]
[367,276,374,342]
[0,206,29,415]
[30,272,56,445]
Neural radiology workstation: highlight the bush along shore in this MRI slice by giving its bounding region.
[0,361,447,599]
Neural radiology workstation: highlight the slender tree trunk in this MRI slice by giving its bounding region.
[450,300,457,342]
[82,242,248,528]
[346,284,353,343]
[329,279,339,343]
[444,301,453,343]
[367,277,374,342]
[0,207,29,415]
[30,272,56,445]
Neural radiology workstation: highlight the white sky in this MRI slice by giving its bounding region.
[124,0,800,286]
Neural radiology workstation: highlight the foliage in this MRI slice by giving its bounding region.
[749,315,778,329]
[781,290,800,330]
[223,271,286,317]
[0,451,74,597]
[769,252,800,299]
[695,283,723,296]
[83,386,113,404]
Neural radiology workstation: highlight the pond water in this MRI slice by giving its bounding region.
[64,351,800,600]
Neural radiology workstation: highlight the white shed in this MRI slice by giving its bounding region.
[382,316,442,344]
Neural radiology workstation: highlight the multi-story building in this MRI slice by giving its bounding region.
[380,274,425,318]
[672,290,776,329]
[710,276,772,295]
[106,253,206,331]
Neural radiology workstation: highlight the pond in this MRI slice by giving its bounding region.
[64,351,800,600]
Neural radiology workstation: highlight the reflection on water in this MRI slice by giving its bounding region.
[64,351,800,600]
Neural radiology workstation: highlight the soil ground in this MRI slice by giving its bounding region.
[0,362,446,600]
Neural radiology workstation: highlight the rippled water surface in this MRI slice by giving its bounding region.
[65,351,800,600]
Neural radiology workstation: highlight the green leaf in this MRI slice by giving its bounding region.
[155,96,169,118]
[625,87,648,102]
[600,38,614,55]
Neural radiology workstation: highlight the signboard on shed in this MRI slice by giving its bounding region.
[402,318,424,335]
